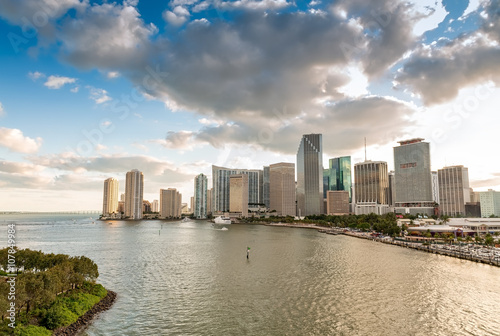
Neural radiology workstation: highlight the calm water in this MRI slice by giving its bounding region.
[1,214,500,336]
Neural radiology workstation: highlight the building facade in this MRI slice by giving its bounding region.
[327,156,352,202]
[151,200,159,213]
[102,177,119,217]
[393,138,434,216]
[262,166,270,208]
[296,134,324,217]
[326,191,350,215]
[229,174,249,217]
[479,189,500,218]
[438,165,471,216]
[269,162,296,217]
[125,169,144,220]
[160,188,182,218]
[194,173,208,219]
[354,161,389,215]
[212,165,262,213]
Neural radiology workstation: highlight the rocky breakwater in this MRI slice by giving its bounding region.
[53,290,117,336]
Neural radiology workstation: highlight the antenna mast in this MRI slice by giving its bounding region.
[364,137,367,161]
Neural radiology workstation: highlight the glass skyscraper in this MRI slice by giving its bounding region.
[194,173,208,219]
[296,134,323,216]
[326,156,352,202]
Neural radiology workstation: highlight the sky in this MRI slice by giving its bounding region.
[0,0,499,211]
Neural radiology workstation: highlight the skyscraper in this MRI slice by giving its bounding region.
[354,161,389,215]
[438,165,470,216]
[229,174,249,217]
[479,189,500,217]
[327,156,352,202]
[160,188,182,218]
[151,200,159,213]
[125,169,144,220]
[269,162,296,217]
[102,177,119,217]
[212,165,262,213]
[296,134,323,216]
[263,166,270,208]
[194,173,208,219]
[393,138,434,216]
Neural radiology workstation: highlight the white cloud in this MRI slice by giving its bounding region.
[28,71,45,81]
[461,0,481,20]
[163,7,190,26]
[44,75,77,89]
[70,86,79,93]
[107,71,120,79]
[337,66,369,98]
[0,102,4,116]
[88,87,111,104]
[412,0,449,36]
[0,127,42,153]
[218,0,291,11]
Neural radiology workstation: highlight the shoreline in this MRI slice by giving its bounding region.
[255,221,500,267]
[53,290,117,336]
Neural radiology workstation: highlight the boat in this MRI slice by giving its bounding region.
[182,217,190,222]
[214,216,232,225]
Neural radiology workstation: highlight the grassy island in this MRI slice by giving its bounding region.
[0,249,115,336]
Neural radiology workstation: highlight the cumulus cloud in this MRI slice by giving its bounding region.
[44,75,77,89]
[162,96,417,154]
[88,87,111,104]
[0,128,42,153]
[163,6,190,26]
[0,160,43,174]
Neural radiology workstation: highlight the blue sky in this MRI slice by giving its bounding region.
[1,0,499,211]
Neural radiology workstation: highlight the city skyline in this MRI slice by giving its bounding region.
[1,1,500,211]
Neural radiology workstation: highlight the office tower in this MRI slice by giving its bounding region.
[438,165,471,216]
[269,163,296,217]
[326,191,350,215]
[393,138,434,216]
[478,189,500,217]
[151,200,159,213]
[102,178,119,216]
[263,166,270,208]
[229,174,249,217]
[212,165,262,213]
[296,134,324,217]
[354,161,389,215]
[431,171,439,204]
[207,188,213,216]
[160,188,182,218]
[125,169,144,219]
[323,169,330,199]
[388,171,395,207]
[194,173,208,219]
[327,156,352,202]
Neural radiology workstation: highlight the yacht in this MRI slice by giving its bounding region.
[214,216,232,225]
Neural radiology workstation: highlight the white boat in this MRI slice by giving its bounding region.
[214,216,232,225]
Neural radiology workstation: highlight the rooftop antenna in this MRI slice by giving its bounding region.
[364,137,367,162]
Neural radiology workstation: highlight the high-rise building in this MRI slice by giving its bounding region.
[438,165,471,217]
[229,174,249,217]
[102,178,119,217]
[323,169,330,199]
[431,171,440,204]
[263,166,270,208]
[327,156,352,202]
[194,173,208,219]
[393,138,434,216]
[207,188,213,216]
[326,191,350,215]
[151,200,159,213]
[125,169,144,219]
[212,165,262,213]
[478,189,500,218]
[388,171,395,207]
[354,161,389,215]
[269,162,296,217]
[142,200,151,213]
[160,188,182,218]
[296,134,324,217]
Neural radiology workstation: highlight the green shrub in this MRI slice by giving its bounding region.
[13,325,52,336]
[43,302,78,329]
